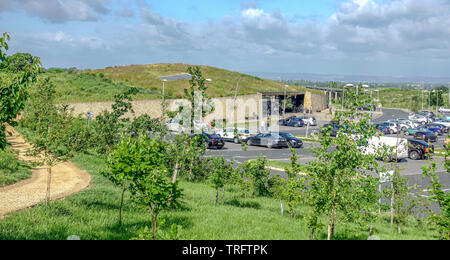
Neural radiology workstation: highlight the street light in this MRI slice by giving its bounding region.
[283,85,288,118]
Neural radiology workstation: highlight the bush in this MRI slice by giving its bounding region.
[0,149,31,187]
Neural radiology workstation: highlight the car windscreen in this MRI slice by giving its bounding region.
[279,132,294,138]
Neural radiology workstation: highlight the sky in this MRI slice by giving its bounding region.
[1,0,449,78]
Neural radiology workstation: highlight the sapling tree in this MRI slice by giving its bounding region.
[301,83,382,240]
[208,156,234,204]
[94,87,139,154]
[242,156,271,197]
[122,135,182,240]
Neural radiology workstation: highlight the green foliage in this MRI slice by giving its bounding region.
[299,83,383,240]
[0,149,31,187]
[128,114,167,138]
[0,33,41,149]
[208,156,234,204]
[93,87,139,153]
[0,53,35,73]
[242,156,271,197]
[106,134,182,240]
[422,159,450,240]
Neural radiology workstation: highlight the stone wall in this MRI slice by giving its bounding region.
[68,91,327,122]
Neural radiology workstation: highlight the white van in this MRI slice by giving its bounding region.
[359,136,408,161]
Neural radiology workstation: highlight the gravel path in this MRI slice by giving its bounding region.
[0,126,91,218]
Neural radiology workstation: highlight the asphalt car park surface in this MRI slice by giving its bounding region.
[206,108,449,200]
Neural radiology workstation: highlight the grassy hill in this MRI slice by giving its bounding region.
[42,63,320,103]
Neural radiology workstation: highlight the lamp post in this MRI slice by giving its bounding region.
[283,85,288,118]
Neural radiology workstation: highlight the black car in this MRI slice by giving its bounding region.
[408,139,434,160]
[246,132,288,148]
[278,132,303,148]
[322,123,341,137]
[192,132,225,149]
[413,131,437,143]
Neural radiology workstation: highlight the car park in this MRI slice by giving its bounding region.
[408,139,434,160]
[413,131,437,142]
[278,132,303,148]
[246,132,288,148]
[217,127,251,144]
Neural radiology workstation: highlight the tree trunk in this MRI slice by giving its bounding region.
[331,210,336,237]
[390,184,395,227]
[222,186,225,202]
[327,192,337,240]
[118,180,126,226]
[215,189,219,204]
[309,231,314,240]
[172,142,187,183]
[45,165,52,205]
[398,225,401,235]
[369,223,373,236]
[290,209,293,219]
[188,156,194,181]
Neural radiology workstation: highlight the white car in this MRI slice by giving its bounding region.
[216,127,251,143]
[408,114,428,125]
[387,119,411,132]
[438,107,450,113]
[434,119,450,128]
[380,122,399,134]
[297,116,317,126]
[359,136,408,162]
[166,119,205,133]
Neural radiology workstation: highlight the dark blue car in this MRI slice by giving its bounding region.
[422,125,443,136]
[284,117,305,127]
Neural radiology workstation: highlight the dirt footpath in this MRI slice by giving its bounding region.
[0,126,91,218]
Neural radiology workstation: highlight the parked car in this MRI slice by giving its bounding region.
[217,127,251,144]
[408,139,434,160]
[166,118,187,132]
[322,123,341,137]
[278,116,297,126]
[408,114,429,125]
[418,111,436,119]
[246,132,288,148]
[284,117,305,127]
[434,118,450,128]
[378,122,399,134]
[297,116,317,126]
[421,124,443,135]
[192,132,225,149]
[413,131,437,142]
[278,132,303,148]
[425,123,448,134]
[374,124,391,135]
[438,107,450,113]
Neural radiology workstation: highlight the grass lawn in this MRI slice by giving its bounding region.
[0,149,440,240]
[0,149,32,187]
